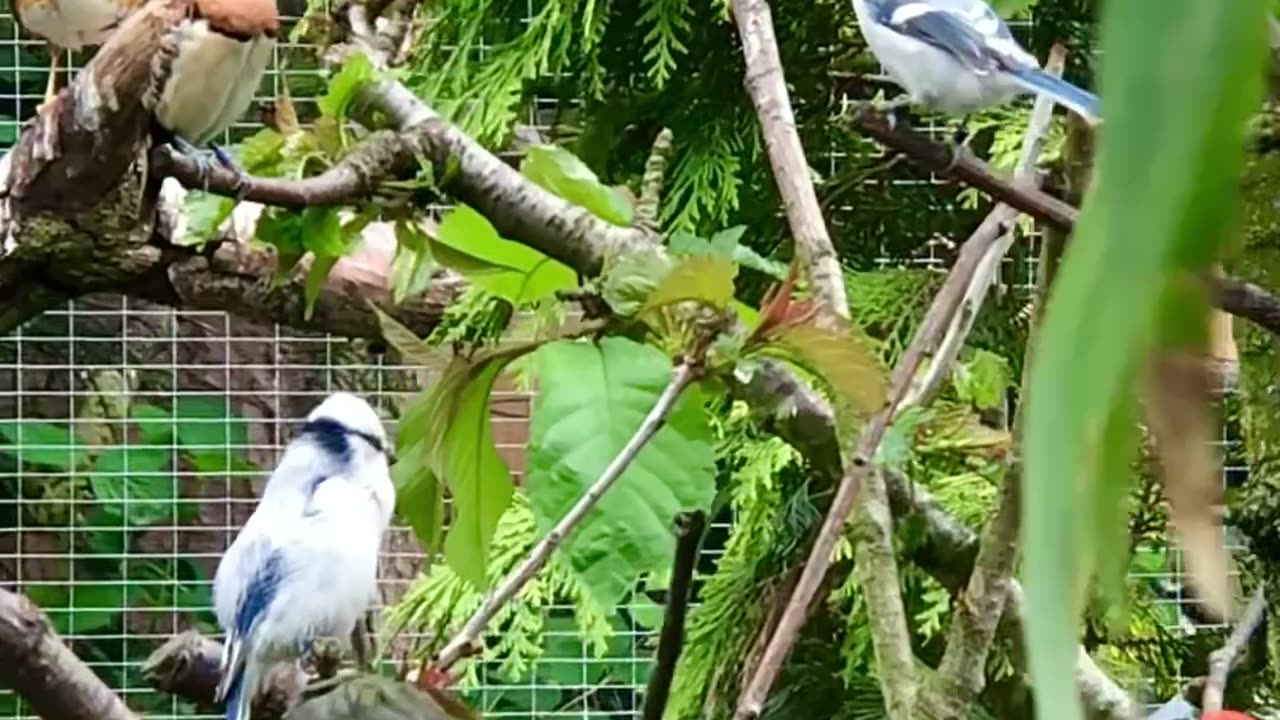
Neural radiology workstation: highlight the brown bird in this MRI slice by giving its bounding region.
[150,0,279,183]
[15,0,147,102]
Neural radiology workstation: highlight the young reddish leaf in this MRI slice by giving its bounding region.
[751,320,888,419]
[744,261,819,348]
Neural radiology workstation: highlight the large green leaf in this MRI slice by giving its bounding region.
[396,348,540,588]
[432,205,578,304]
[89,447,175,527]
[520,145,635,227]
[1021,2,1267,718]
[525,337,716,609]
[391,441,445,557]
[0,421,89,469]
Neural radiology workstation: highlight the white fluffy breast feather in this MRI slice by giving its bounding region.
[154,19,273,145]
[212,453,394,659]
[256,480,390,651]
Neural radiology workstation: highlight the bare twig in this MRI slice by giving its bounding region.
[433,362,700,669]
[151,131,421,208]
[731,0,849,321]
[0,589,137,720]
[848,109,1078,231]
[641,510,708,720]
[735,188,1012,719]
[636,128,675,229]
[1202,586,1268,713]
[847,107,1280,344]
[1211,276,1280,338]
[902,45,1066,409]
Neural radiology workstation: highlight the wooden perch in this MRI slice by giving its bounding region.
[0,589,137,720]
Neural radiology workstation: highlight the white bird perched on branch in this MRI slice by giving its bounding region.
[212,392,396,720]
[848,0,1101,123]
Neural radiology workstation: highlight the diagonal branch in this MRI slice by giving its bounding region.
[735,184,1013,719]
[731,0,849,320]
[431,361,701,669]
[917,48,1068,719]
[901,45,1066,410]
[1202,585,1268,713]
[731,3,920,714]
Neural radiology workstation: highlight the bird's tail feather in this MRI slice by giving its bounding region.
[1007,66,1101,124]
[223,668,250,720]
[215,637,244,702]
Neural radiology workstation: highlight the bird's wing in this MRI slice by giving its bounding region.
[877,0,1021,74]
[215,549,286,703]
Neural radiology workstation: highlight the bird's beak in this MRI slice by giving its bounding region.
[385,447,398,465]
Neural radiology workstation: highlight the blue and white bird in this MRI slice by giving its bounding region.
[849,0,1101,123]
[211,392,396,720]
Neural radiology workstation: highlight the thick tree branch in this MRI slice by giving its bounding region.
[0,589,137,720]
[357,80,649,276]
[131,230,467,339]
[731,0,850,320]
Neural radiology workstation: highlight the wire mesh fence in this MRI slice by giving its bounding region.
[0,2,1247,719]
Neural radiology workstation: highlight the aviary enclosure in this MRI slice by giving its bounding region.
[0,0,1274,719]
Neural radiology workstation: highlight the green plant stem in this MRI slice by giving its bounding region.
[432,362,700,670]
